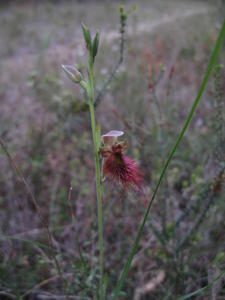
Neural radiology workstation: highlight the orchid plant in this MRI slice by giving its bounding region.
[62,16,225,300]
[62,20,144,298]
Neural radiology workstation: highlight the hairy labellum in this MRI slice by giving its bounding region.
[101,143,143,192]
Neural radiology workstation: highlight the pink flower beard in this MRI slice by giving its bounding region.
[102,152,143,192]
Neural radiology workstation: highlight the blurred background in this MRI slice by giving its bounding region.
[0,0,225,299]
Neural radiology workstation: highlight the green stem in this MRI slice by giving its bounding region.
[88,57,104,300]
[111,20,225,300]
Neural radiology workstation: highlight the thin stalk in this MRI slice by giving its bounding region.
[95,7,126,107]
[111,20,225,300]
[67,183,86,267]
[88,56,104,300]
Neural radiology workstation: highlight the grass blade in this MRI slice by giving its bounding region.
[175,269,225,300]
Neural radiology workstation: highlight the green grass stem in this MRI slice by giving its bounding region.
[176,269,225,300]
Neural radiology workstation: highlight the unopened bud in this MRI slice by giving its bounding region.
[159,63,165,73]
[120,5,124,14]
[61,64,82,83]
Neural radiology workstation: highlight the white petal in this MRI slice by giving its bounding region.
[102,130,124,138]
[101,130,124,146]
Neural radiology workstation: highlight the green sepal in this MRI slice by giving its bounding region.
[81,23,92,50]
[93,31,99,62]
[80,80,88,92]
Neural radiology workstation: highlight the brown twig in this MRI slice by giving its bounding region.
[22,273,73,299]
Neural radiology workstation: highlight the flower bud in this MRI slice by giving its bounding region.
[159,63,165,73]
[61,64,82,83]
